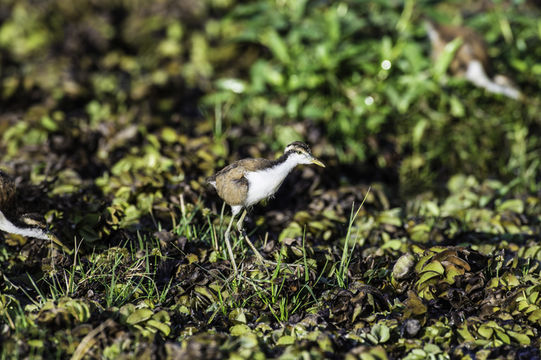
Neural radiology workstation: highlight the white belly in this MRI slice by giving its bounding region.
[244,169,286,207]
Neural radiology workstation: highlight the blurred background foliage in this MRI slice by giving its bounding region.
[0,0,541,194]
[0,0,540,225]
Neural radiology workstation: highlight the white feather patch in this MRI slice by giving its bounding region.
[0,210,50,240]
[244,155,300,207]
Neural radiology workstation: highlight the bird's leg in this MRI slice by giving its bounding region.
[224,213,238,274]
[236,209,247,235]
[236,209,266,264]
[235,210,304,270]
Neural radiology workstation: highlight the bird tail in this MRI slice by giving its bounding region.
[206,175,217,189]
[466,61,522,100]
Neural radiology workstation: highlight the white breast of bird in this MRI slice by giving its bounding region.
[244,166,291,207]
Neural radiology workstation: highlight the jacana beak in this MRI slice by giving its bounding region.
[311,157,326,167]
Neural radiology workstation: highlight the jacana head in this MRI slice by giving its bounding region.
[284,141,325,167]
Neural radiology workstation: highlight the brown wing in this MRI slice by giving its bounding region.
[207,160,246,187]
[215,158,273,175]
[434,24,490,76]
[212,158,273,206]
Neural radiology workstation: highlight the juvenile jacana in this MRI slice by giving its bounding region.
[425,19,522,100]
[208,141,325,273]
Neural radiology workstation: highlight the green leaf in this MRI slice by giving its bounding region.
[126,309,154,325]
[40,115,58,131]
[477,325,494,339]
[260,29,289,64]
[28,339,44,348]
[160,127,178,143]
[230,324,251,336]
[371,324,390,343]
[279,222,303,243]
[529,291,539,304]
[229,308,247,324]
[457,324,475,341]
[503,273,520,287]
[195,286,216,302]
[376,209,402,227]
[410,223,430,243]
[497,199,524,213]
[495,329,511,344]
[276,335,295,345]
[146,319,171,336]
[424,343,442,354]
[507,330,531,345]
[422,261,445,275]
[449,95,465,118]
[444,264,463,284]
[416,270,441,285]
[152,310,170,323]
[527,309,541,322]
[433,37,463,80]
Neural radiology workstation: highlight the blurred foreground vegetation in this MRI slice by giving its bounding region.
[0,0,540,358]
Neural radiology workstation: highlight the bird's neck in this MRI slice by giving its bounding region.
[244,153,300,206]
[270,153,299,179]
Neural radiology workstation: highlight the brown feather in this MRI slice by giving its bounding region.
[427,21,491,76]
[211,158,274,206]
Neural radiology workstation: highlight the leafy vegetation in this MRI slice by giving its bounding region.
[0,0,540,358]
